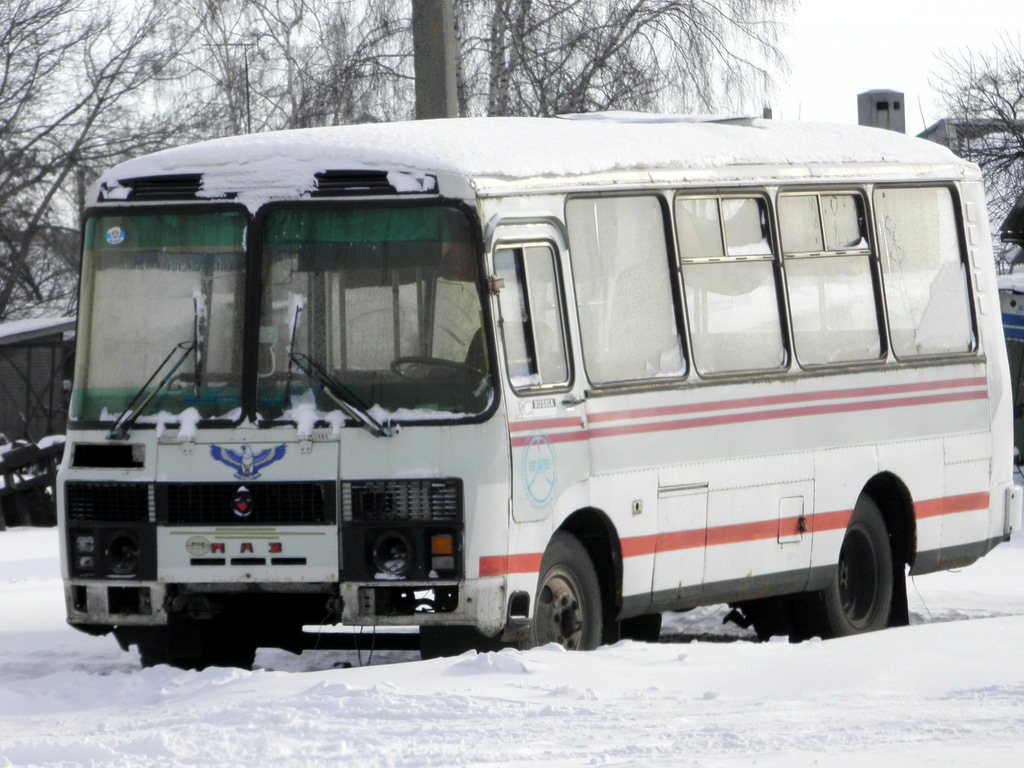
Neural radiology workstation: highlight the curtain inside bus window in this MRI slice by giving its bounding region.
[72,210,247,423]
[495,247,536,385]
[874,187,973,357]
[722,198,772,256]
[566,196,683,384]
[676,197,724,258]
[779,193,881,366]
[785,255,881,365]
[778,195,823,254]
[494,245,569,389]
[822,194,867,250]
[257,204,492,423]
[676,196,786,375]
[523,246,569,384]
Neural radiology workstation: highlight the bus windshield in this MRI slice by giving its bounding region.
[71,210,247,424]
[256,204,492,425]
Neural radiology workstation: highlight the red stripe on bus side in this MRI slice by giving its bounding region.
[479,553,543,578]
[655,529,707,552]
[505,377,985,437]
[508,416,582,434]
[476,492,990,576]
[915,491,990,519]
[620,534,659,558]
[586,376,987,426]
[808,509,854,533]
[705,518,782,547]
[509,389,987,448]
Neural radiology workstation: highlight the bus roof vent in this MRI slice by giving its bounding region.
[312,170,397,196]
[117,174,207,201]
[312,170,438,197]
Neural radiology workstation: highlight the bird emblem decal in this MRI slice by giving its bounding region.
[209,444,287,480]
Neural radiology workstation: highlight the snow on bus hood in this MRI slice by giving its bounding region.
[95,116,966,211]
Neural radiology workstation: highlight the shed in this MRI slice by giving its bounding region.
[0,317,75,442]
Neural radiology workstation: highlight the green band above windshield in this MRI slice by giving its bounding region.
[264,206,469,246]
[85,210,246,253]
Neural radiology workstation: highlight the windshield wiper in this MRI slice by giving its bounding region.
[107,341,197,440]
[288,352,394,438]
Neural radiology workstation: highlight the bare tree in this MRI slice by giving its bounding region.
[454,0,793,117]
[0,0,192,320]
[0,0,795,320]
[172,0,412,135]
[935,33,1024,238]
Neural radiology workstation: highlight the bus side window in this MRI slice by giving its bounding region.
[675,195,786,375]
[494,245,570,389]
[874,186,974,357]
[779,192,883,366]
[565,196,684,384]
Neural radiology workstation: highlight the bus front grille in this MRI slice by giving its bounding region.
[66,482,153,522]
[341,479,463,522]
[159,482,336,525]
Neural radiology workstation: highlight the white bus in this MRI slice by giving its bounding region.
[59,114,1021,668]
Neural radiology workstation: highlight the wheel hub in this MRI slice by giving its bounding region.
[539,575,583,649]
[838,529,878,626]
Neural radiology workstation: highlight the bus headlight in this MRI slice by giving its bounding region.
[372,531,412,578]
[105,532,139,577]
[72,532,97,575]
[75,534,96,554]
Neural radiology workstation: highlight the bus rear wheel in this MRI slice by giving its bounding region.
[822,496,893,637]
[532,532,603,651]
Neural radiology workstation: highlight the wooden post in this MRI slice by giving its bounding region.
[412,0,459,119]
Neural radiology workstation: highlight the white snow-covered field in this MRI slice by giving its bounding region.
[2,527,1023,767]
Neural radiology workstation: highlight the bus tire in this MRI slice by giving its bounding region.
[822,496,893,638]
[532,531,603,651]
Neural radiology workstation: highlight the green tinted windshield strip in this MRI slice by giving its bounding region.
[263,206,469,246]
[84,210,246,252]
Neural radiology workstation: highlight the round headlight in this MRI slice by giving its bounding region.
[371,531,412,578]
[106,532,139,576]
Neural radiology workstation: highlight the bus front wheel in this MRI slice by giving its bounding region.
[822,496,893,637]
[532,532,603,651]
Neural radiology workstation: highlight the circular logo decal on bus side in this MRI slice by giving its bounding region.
[522,434,557,507]
[105,227,126,245]
[185,536,210,556]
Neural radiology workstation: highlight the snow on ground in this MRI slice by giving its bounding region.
[1,528,1023,767]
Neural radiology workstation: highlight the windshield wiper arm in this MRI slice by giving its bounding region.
[106,340,196,440]
[288,352,393,438]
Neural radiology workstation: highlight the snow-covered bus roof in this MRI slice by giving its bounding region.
[95,114,972,211]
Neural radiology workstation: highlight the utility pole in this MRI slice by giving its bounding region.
[411,0,459,119]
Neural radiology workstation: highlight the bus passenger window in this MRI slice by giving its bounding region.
[779,192,882,366]
[874,186,974,357]
[675,195,786,375]
[494,245,569,389]
[565,196,683,384]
